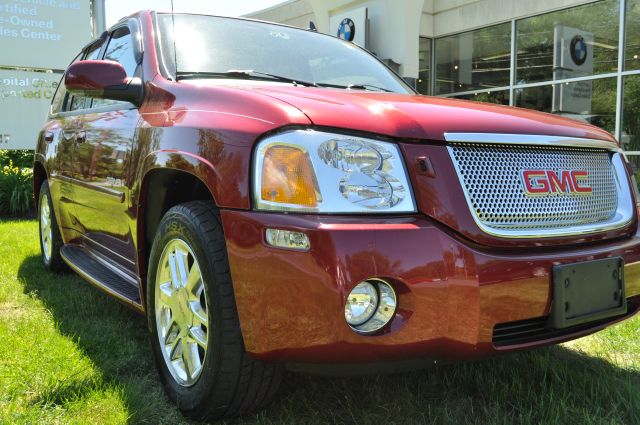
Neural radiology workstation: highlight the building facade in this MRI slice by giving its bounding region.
[247,0,640,161]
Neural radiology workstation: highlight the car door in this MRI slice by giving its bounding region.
[70,25,141,275]
[45,50,89,242]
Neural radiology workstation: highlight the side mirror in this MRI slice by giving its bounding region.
[65,60,143,106]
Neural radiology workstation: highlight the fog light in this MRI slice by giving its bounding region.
[344,279,397,334]
[344,281,378,326]
[265,228,310,250]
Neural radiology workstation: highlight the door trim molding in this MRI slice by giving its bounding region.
[55,175,125,203]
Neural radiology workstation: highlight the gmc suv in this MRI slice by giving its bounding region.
[34,11,640,421]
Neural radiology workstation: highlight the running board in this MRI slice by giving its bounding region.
[60,244,143,310]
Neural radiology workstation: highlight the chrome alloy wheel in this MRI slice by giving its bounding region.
[40,193,52,263]
[155,239,208,387]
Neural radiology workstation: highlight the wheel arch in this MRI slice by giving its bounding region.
[33,158,48,204]
[136,152,220,307]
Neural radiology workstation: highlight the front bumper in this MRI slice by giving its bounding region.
[221,211,640,364]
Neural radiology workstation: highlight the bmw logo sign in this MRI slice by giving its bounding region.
[570,35,588,66]
[337,18,355,42]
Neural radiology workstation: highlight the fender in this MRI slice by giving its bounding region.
[134,148,238,301]
[138,149,221,201]
[133,124,255,210]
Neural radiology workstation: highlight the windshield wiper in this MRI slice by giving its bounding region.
[176,71,394,92]
[313,82,393,92]
[346,83,393,92]
[175,70,318,87]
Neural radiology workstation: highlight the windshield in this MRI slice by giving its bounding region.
[157,14,413,94]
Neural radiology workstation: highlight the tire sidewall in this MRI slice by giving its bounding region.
[38,181,62,271]
[38,187,52,269]
[147,207,224,412]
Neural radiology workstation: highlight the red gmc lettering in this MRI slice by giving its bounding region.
[522,170,550,194]
[571,170,593,193]
[547,170,573,193]
[522,170,592,195]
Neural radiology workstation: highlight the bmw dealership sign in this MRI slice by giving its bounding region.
[552,25,594,115]
[337,18,355,42]
[570,34,588,66]
[329,7,367,48]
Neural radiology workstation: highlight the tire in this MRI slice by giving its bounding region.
[147,201,282,421]
[38,180,65,272]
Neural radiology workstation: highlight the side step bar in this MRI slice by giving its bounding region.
[60,244,143,311]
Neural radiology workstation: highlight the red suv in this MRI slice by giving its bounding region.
[34,11,640,421]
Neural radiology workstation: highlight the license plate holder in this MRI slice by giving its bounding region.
[551,257,626,329]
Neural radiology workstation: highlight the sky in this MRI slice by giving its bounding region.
[105,0,287,27]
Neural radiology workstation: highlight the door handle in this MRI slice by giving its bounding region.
[76,131,86,144]
[44,131,54,143]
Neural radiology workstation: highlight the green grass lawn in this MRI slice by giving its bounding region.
[0,219,639,424]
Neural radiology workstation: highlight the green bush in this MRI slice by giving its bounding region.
[0,150,35,216]
[0,149,34,169]
[0,160,34,216]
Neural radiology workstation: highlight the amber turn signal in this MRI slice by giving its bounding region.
[260,145,319,207]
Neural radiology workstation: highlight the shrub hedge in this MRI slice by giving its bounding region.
[0,150,35,216]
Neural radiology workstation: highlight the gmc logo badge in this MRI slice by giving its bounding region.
[520,170,593,195]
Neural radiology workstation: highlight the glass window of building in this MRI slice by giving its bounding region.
[435,23,511,95]
[623,75,640,186]
[417,37,431,95]
[452,90,509,105]
[516,0,620,84]
[622,75,640,152]
[515,77,617,134]
[626,0,640,70]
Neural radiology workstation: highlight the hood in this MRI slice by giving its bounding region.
[244,85,617,144]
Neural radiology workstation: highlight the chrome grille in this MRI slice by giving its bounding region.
[448,143,623,236]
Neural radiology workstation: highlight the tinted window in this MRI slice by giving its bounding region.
[622,75,640,151]
[516,0,620,84]
[104,27,137,77]
[92,27,138,108]
[515,77,617,134]
[453,90,509,105]
[50,52,81,114]
[435,23,511,95]
[68,44,103,111]
[626,0,640,70]
[417,37,431,95]
[624,75,640,182]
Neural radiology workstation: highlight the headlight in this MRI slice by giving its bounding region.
[253,130,416,213]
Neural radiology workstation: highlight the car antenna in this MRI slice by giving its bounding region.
[308,21,317,32]
[170,0,178,80]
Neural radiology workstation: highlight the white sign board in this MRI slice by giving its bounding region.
[1,1,90,150]
[0,69,62,149]
[329,7,367,48]
[552,25,594,114]
[0,1,91,70]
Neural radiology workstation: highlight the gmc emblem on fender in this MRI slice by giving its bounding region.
[520,170,593,195]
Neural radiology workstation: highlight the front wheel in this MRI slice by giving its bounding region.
[147,201,282,421]
[38,180,64,272]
